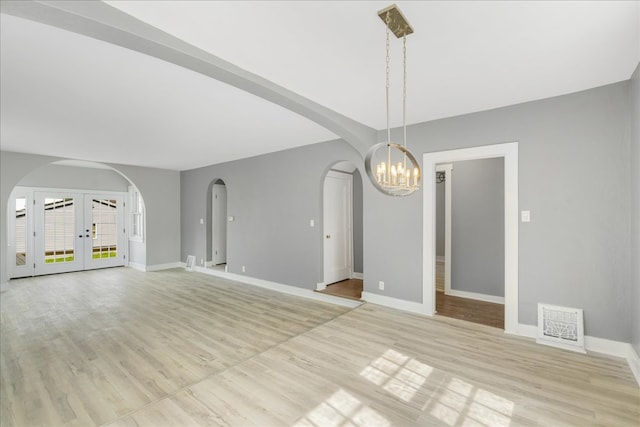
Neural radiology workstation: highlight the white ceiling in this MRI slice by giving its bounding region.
[1,1,639,171]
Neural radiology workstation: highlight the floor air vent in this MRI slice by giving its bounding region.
[537,304,585,353]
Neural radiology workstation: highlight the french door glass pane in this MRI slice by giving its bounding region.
[92,199,117,260]
[44,198,74,263]
[15,197,26,266]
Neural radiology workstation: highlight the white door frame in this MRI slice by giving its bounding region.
[321,170,353,289]
[423,142,519,334]
[435,164,453,296]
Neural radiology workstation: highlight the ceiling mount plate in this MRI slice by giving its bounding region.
[378,4,414,38]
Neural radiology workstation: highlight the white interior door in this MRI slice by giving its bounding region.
[323,170,353,285]
[212,184,227,265]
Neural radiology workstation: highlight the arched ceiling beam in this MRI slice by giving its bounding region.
[1,0,377,155]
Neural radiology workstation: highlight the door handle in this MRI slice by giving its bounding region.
[326,234,331,239]
[78,235,83,238]
[85,235,90,238]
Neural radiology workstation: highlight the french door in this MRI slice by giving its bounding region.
[9,189,126,278]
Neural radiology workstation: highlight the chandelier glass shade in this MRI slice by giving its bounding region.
[365,4,421,197]
[365,142,420,197]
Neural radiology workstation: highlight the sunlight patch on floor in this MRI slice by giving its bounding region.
[429,376,514,426]
[293,389,390,427]
[360,349,514,426]
[360,349,433,402]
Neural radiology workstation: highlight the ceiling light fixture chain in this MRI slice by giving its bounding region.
[403,34,407,149]
[365,4,421,197]
[385,11,392,186]
[385,11,391,145]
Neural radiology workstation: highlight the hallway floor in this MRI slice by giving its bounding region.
[317,278,363,300]
[435,259,504,328]
[436,291,504,329]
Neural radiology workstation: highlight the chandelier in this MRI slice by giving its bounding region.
[365,4,421,197]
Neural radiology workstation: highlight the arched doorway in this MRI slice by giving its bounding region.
[6,160,146,278]
[318,161,364,300]
[206,179,228,272]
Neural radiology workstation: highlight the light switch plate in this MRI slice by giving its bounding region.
[521,210,531,222]
[310,219,315,227]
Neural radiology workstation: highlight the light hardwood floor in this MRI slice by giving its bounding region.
[1,268,638,426]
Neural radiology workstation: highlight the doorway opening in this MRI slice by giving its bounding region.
[207,179,228,273]
[423,142,519,334]
[434,161,505,329]
[6,160,143,279]
[318,161,364,300]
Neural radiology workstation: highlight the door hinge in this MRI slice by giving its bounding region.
[33,231,36,237]
[215,194,218,199]
[34,263,36,268]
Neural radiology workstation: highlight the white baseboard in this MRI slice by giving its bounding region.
[127,262,146,272]
[361,291,426,316]
[351,272,364,280]
[514,323,537,338]
[516,322,635,359]
[316,282,327,291]
[446,289,505,304]
[627,345,640,386]
[145,262,183,272]
[193,266,361,309]
[584,335,630,357]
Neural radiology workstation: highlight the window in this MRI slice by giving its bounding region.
[129,186,144,242]
[15,197,27,266]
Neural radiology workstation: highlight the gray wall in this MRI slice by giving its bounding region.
[181,140,363,288]
[451,158,504,297]
[0,151,180,283]
[630,63,640,356]
[352,169,363,274]
[436,176,445,257]
[390,80,630,341]
[181,80,633,342]
[17,164,130,191]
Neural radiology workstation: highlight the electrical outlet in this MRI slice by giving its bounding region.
[378,281,384,290]
[200,258,204,266]
[242,266,246,273]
